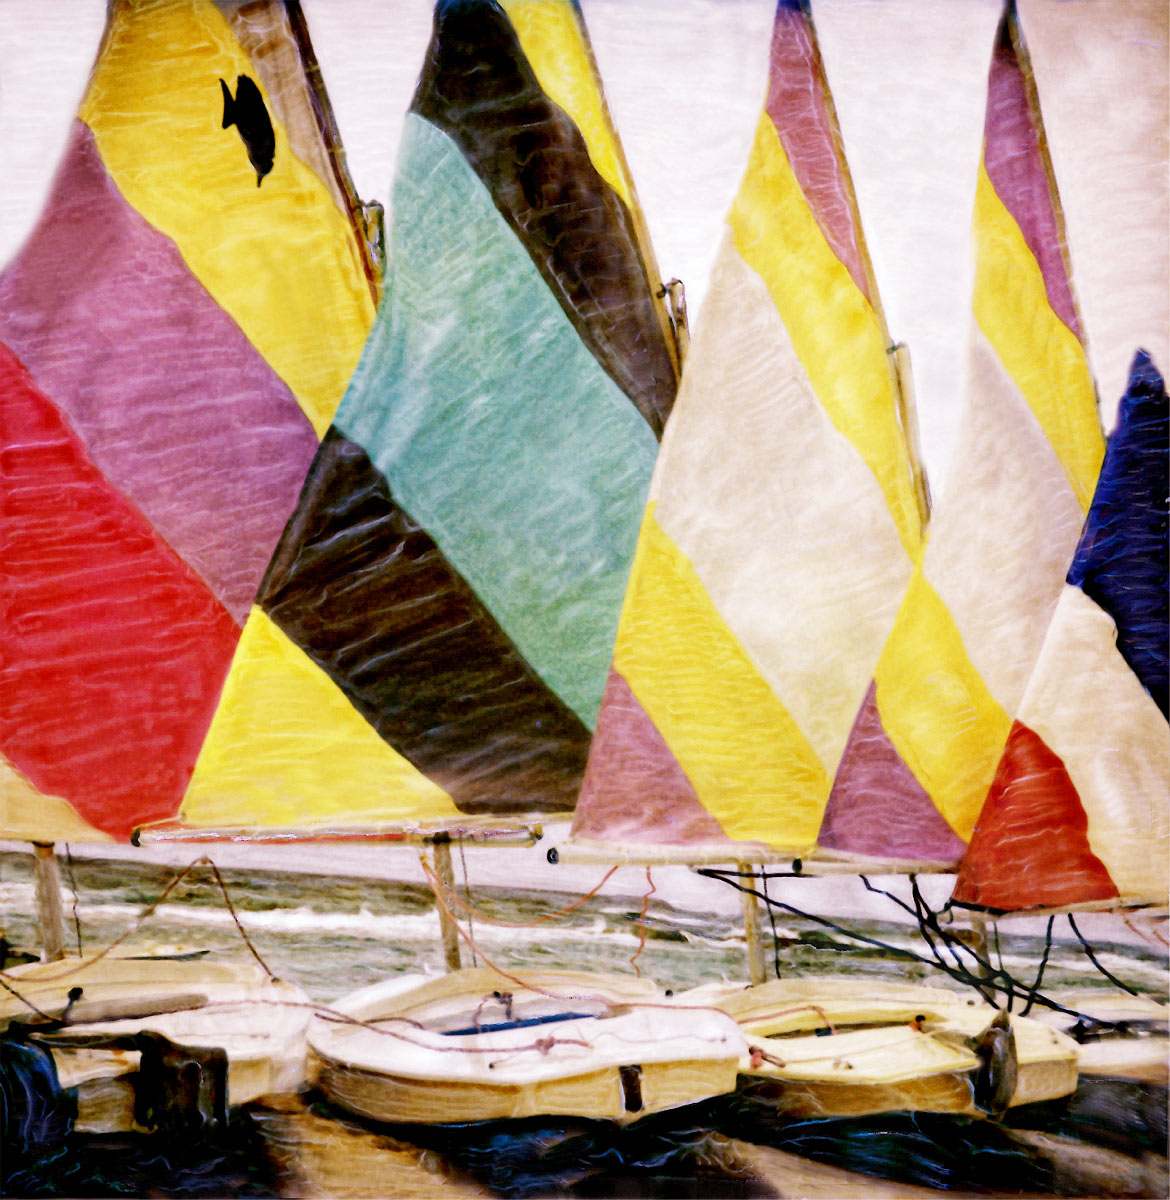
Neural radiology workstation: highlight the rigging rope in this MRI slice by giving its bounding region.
[419,860,620,929]
[1020,916,1056,1017]
[698,867,1138,1029]
[457,841,479,968]
[629,867,655,979]
[415,854,736,1027]
[0,855,275,986]
[62,844,83,958]
[1067,913,1142,997]
[992,920,1014,1012]
[761,868,782,981]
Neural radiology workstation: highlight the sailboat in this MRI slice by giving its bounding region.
[0,0,381,1132]
[288,0,748,1125]
[554,0,1127,1119]
[2,0,744,1137]
[951,346,1169,1085]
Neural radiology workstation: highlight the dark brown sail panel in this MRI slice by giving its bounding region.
[258,429,589,813]
[411,0,676,437]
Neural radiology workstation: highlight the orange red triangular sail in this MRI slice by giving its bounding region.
[952,721,1118,911]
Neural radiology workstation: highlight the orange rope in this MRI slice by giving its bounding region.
[0,855,274,984]
[629,866,656,978]
[416,854,727,1020]
[418,853,598,1001]
[425,860,621,929]
[738,1002,837,1034]
[748,1044,788,1070]
[1125,914,1170,949]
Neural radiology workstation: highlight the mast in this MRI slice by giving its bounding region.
[431,838,463,972]
[739,864,767,987]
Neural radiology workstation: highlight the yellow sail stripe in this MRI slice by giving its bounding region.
[729,112,921,559]
[80,0,374,438]
[498,0,634,210]
[181,609,459,829]
[972,163,1103,511]
[615,506,829,850]
[872,569,1013,842]
[0,755,114,843]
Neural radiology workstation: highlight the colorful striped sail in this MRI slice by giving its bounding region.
[1,0,375,843]
[175,0,679,832]
[818,6,1106,866]
[952,352,1168,912]
[569,0,926,855]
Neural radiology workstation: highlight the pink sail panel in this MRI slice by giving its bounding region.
[765,0,870,301]
[0,122,320,626]
[574,671,732,847]
[1,347,240,841]
[819,684,967,864]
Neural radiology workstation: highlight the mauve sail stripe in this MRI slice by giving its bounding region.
[573,670,731,847]
[0,121,319,626]
[819,682,968,864]
[410,0,676,438]
[765,0,870,302]
[982,15,1081,340]
[0,345,240,842]
[257,429,590,815]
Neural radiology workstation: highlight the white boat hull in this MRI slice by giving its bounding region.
[0,953,313,1132]
[685,977,1080,1118]
[308,967,745,1125]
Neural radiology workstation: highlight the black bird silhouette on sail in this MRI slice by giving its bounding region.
[220,75,275,185]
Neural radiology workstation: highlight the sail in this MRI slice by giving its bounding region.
[0,0,376,843]
[817,6,1105,866]
[952,352,1168,912]
[569,0,926,855]
[175,0,679,832]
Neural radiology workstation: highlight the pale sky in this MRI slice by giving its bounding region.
[1,0,1164,494]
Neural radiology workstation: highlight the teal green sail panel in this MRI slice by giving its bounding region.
[335,115,659,728]
[192,0,681,825]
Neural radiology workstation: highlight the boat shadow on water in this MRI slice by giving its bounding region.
[3,1024,1167,1200]
[249,1077,1170,1200]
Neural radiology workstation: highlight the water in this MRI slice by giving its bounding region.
[2,849,1167,1197]
[2,850,1164,1006]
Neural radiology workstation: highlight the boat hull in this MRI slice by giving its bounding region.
[308,967,744,1126]
[0,953,312,1133]
[686,977,1080,1118]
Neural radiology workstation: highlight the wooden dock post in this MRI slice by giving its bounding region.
[738,862,767,986]
[32,842,65,962]
[432,839,462,973]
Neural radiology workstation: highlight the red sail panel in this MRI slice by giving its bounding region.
[0,122,320,626]
[952,720,1118,911]
[0,346,240,841]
